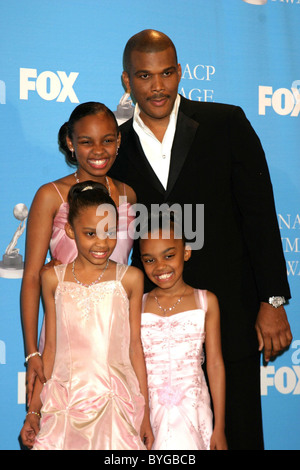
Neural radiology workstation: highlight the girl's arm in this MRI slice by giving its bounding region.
[21,184,59,403]
[205,291,228,450]
[20,267,57,449]
[123,266,154,450]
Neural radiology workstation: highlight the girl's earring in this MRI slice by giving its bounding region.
[116,147,119,156]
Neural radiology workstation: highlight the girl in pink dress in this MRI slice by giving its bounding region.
[21,102,135,405]
[139,214,227,450]
[20,182,153,450]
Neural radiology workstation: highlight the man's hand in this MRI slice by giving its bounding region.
[255,303,293,362]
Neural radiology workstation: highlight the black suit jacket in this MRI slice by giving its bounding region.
[109,95,291,361]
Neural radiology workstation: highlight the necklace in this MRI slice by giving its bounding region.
[154,287,186,316]
[72,258,109,287]
[74,172,111,196]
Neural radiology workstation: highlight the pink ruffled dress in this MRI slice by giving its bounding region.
[33,264,145,450]
[141,289,213,450]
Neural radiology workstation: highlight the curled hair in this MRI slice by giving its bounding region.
[123,29,178,73]
[58,102,119,167]
[67,180,118,226]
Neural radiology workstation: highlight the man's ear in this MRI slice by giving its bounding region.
[177,63,182,82]
[65,222,75,240]
[122,71,131,94]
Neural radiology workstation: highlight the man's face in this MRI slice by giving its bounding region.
[122,47,182,128]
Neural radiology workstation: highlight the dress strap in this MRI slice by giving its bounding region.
[194,289,207,312]
[141,293,148,313]
[54,264,67,283]
[51,182,65,203]
[116,263,129,282]
[118,183,128,206]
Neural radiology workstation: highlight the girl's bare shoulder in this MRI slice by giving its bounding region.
[206,290,219,305]
[34,174,75,205]
[121,265,144,294]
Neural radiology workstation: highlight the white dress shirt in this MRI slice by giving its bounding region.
[133,94,181,189]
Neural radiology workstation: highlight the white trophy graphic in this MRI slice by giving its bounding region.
[113,92,134,125]
[0,203,28,279]
[242,0,267,4]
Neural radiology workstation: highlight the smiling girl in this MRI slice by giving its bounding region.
[21,102,136,405]
[139,213,227,450]
[20,182,153,450]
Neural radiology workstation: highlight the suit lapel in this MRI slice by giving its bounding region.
[122,99,199,199]
[165,109,199,199]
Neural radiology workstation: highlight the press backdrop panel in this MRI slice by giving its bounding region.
[0,0,299,450]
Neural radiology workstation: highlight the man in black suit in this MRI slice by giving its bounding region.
[109,29,292,449]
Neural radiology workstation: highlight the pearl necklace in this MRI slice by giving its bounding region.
[154,287,186,316]
[72,258,109,287]
[74,172,111,196]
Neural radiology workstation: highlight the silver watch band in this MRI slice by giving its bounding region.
[268,296,286,308]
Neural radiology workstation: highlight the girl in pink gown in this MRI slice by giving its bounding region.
[20,182,153,450]
[21,102,136,404]
[139,214,228,450]
[38,182,135,351]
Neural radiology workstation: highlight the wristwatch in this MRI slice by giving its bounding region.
[267,296,286,308]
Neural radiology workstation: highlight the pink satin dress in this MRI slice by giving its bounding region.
[141,289,213,450]
[39,182,135,351]
[33,263,146,450]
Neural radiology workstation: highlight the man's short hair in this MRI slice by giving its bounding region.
[123,29,178,73]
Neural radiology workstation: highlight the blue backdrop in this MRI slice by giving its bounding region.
[0,0,299,450]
